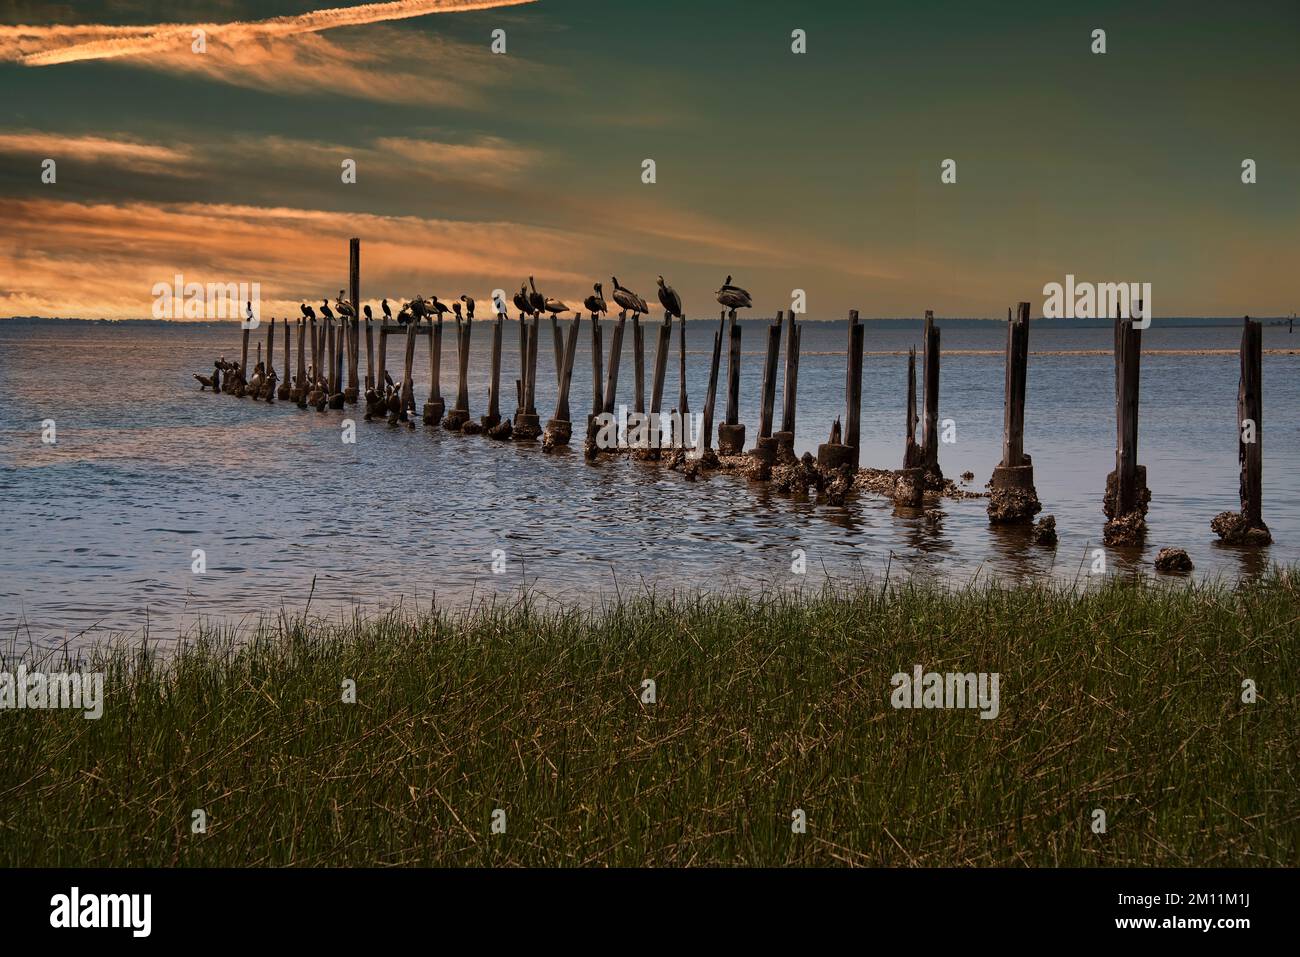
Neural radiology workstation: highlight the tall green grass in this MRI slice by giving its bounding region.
[2,572,1296,866]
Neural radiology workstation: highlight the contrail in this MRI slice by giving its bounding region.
[0,0,536,67]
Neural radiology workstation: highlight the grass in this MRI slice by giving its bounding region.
[1,571,1297,867]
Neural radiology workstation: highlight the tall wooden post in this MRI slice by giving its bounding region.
[701,317,723,451]
[399,320,418,420]
[485,316,504,428]
[327,320,338,394]
[1103,303,1148,544]
[347,238,360,401]
[987,302,1040,523]
[517,316,529,415]
[633,315,645,414]
[294,318,305,400]
[240,326,250,386]
[775,310,800,451]
[845,310,864,470]
[591,316,604,417]
[650,314,672,416]
[423,316,445,425]
[758,313,783,437]
[265,316,275,379]
[718,310,745,453]
[903,347,921,467]
[545,317,580,446]
[1239,317,1264,529]
[604,315,626,415]
[920,310,940,481]
[278,316,291,399]
[365,319,375,391]
[375,319,387,390]
[677,315,690,416]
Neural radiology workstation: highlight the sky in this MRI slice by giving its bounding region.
[1,0,1297,320]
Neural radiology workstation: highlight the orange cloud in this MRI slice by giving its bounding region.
[0,130,196,176]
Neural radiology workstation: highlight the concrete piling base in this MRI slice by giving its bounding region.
[987,460,1042,524]
[816,442,853,471]
[751,435,780,466]
[513,412,541,441]
[543,418,572,449]
[893,466,925,507]
[1102,465,1151,546]
[443,407,470,431]
[718,423,746,454]
[423,398,445,426]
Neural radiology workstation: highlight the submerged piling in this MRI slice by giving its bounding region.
[920,310,942,486]
[700,315,723,452]
[544,316,580,447]
[483,315,504,429]
[424,317,445,426]
[677,314,690,418]
[1103,306,1149,545]
[604,315,626,415]
[513,315,541,439]
[633,315,645,414]
[987,302,1041,523]
[1212,316,1272,544]
[347,238,360,402]
[445,318,473,431]
[752,312,784,464]
[773,310,799,453]
[718,311,745,454]
[818,310,860,471]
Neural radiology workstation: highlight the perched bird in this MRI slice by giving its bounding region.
[430,296,452,320]
[193,371,217,390]
[381,298,392,320]
[408,296,428,320]
[512,284,530,318]
[715,275,752,312]
[397,303,412,325]
[656,276,683,318]
[459,295,475,320]
[363,304,373,321]
[543,295,569,318]
[335,290,356,319]
[584,282,608,317]
[452,301,463,320]
[300,302,315,321]
[320,299,335,322]
[611,277,649,317]
[527,277,545,316]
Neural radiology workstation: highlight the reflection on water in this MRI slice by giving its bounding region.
[0,319,1296,650]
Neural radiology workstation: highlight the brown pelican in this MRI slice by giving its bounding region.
[543,295,569,317]
[715,275,752,312]
[512,284,530,319]
[320,299,335,322]
[381,298,392,320]
[452,301,463,320]
[407,296,428,321]
[459,295,475,320]
[584,283,608,316]
[611,277,648,318]
[527,277,545,316]
[300,302,315,321]
[657,276,683,318]
[335,290,356,320]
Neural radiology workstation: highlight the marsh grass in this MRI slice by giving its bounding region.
[1,572,1296,866]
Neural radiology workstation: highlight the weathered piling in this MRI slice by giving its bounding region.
[278,317,291,400]
[773,310,800,453]
[700,315,723,451]
[347,238,360,401]
[327,321,338,395]
[445,318,473,431]
[633,315,645,414]
[920,310,942,486]
[423,316,445,426]
[818,310,860,471]
[365,318,375,391]
[603,315,625,415]
[513,315,541,439]
[677,315,690,418]
[398,320,419,422]
[648,314,673,453]
[891,345,925,506]
[266,316,275,382]
[544,317,580,447]
[1102,307,1150,545]
[294,318,306,402]
[988,302,1041,523]
[752,312,784,465]
[1212,316,1272,544]
[586,315,604,449]
[376,319,388,391]
[718,311,745,453]
[483,315,504,429]
[516,316,529,417]
[331,321,345,408]
[309,317,319,384]
[240,326,250,390]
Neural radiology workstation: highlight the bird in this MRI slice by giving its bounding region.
[320,299,335,322]
[543,295,569,317]
[584,282,608,317]
[335,289,355,320]
[512,284,530,319]
[430,296,452,320]
[381,298,392,321]
[527,277,545,316]
[193,371,216,390]
[452,301,462,320]
[408,296,427,321]
[459,295,475,320]
[657,276,683,318]
[300,302,315,321]
[363,304,373,321]
[611,277,649,318]
[715,275,752,312]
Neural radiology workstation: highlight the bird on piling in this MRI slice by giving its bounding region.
[657,276,683,319]
[320,299,335,322]
[584,282,608,317]
[381,298,392,321]
[300,302,315,321]
[512,284,530,319]
[542,294,570,318]
[715,275,752,312]
[452,301,463,320]
[611,277,648,318]
[527,277,546,317]
[430,296,452,320]
[363,304,373,321]
[407,296,428,321]
[459,295,475,320]
[335,290,356,320]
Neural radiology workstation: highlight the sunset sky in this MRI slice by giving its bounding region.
[1,0,1296,320]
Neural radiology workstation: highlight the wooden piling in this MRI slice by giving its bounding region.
[701,317,723,451]
[777,310,800,448]
[650,315,672,416]
[718,310,745,453]
[845,310,864,470]
[347,238,360,401]
[423,316,445,425]
[920,310,940,480]
[486,315,504,426]
[677,315,690,416]
[987,303,1040,523]
[1239,317,1265,529]
[904,347,921,467]
[294,318,305,399]
[758,313,783,437]
[241,326,250,385]
[365,319,375,391]
[327,321,338,394]
[517,316,529,415]
[545,317,580,446]
[1102,302,1149,544]
[309,318,319,382]
[591,316,604,417]
[376,319,387,389]
[266,316,275,380]
[603,315,625,414]
[399,320,418,420]
[633,315,645,414]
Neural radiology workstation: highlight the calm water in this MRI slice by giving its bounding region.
[2,317,1297,650]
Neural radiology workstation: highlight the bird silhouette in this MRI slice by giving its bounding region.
[657,276,683,318]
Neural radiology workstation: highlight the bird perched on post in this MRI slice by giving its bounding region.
[657,276,683,319]
[381,298,392,321]
[543,294,570,318]
[527,277,546,317]
[459,295,475,320]
[512,284,530,319]
[611,277,649,319]
[715,275,752,312]
[335,290,355,320]
[452,300,462,320]
[584,282,608,317]
[430,296,452,320]
[363,304,373,321]
[300,302,315,321]
[320,299,335,322]
[407,296,428,321]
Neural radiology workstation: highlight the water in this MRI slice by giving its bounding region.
[1,317,1296,651]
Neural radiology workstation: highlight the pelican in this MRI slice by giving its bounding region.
[584,282,608,316]
[452,301,462,320]
[407,296,428,321]
[656,276,683,318]
[381,298,392,320]
[459,295,475,320]
[335,290,356,320]
[300,302,315,321]
[543,295,569,318]
[430,296,452,320]
[512,284,530,319]
[363,304,373,321]
[527,277,545,316]
[320,299,335,322]
[610,277,648,318]
[715,275,752,312]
